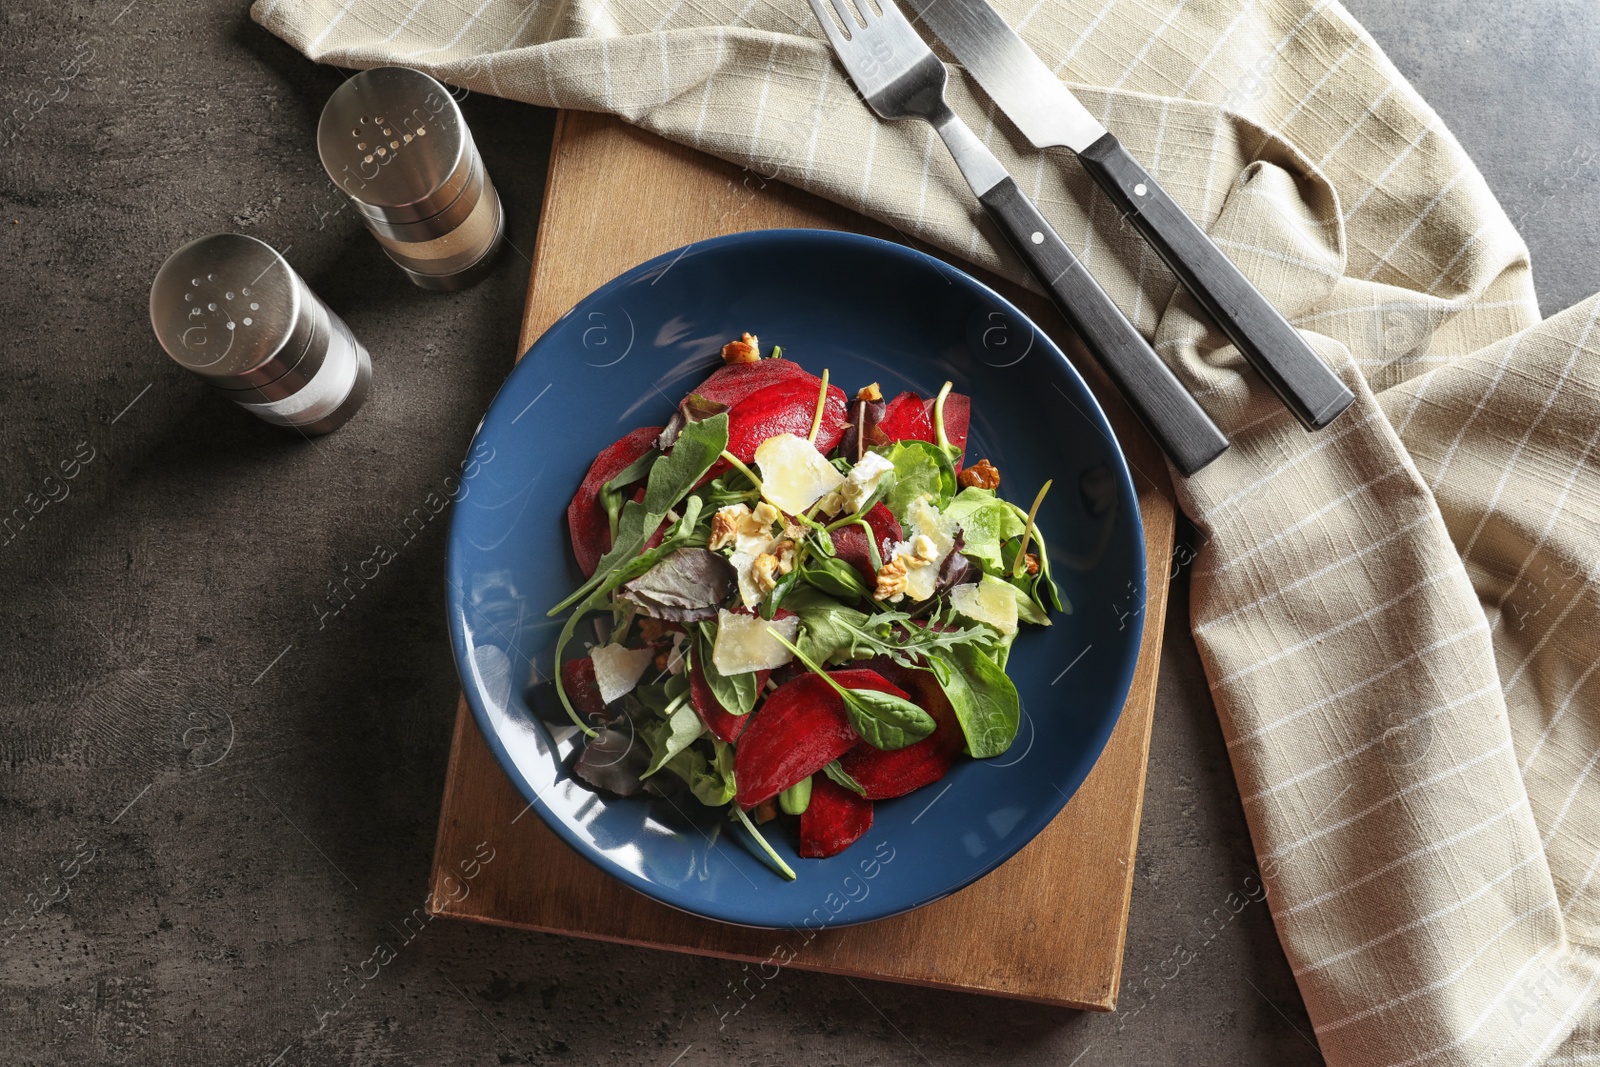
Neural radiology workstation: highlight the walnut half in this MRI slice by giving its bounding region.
[873,556,909,601]
[957,458,1001,490]
[721,332,761,364]
[708,505,745,551]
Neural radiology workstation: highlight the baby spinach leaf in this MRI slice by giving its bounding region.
[693,624,760,716]
[877,439,956,522]
[843,687,937,751]
[801,555,871,601]
[657,392,730,451]
[781,585,871,664]
[929,644,1020,758]
[764,626,935,751]
[617,547,735,621]
[1014,593,1051,627]
[822,761,867,796]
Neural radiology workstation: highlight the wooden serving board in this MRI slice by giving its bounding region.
[427,110,1176,1011]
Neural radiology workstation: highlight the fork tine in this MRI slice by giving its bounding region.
[871,0,910,28]
[806,0,851,48]
[829,0,863,32]
[855,0,876,22]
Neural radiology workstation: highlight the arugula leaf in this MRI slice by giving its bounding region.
[929,644,1020,758]
[640,702,706,779]
[876,439,956,523]
[598,449,659,540]
[692,623,760,716]
[822,761,867,796]
[778,776,813,814]
[833,604,1000,665]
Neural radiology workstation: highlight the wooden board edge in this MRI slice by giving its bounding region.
[1096,481,1173,1007]
[425,694,478,917]
[514,107,573,359]
[429,895,1117,1012]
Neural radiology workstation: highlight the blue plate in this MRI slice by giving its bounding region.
[446,229,1145,928]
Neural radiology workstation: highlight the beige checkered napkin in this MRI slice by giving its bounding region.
[252,0,1600,1061]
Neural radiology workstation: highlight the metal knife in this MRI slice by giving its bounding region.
[900,0,1355,430]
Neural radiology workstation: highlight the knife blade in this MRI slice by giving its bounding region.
[901,0,1355,431]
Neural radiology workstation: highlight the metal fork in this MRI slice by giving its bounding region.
[806,0,1228,475]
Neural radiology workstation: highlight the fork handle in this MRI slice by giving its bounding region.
[1077,133,1354,430]
[977,176,1229,476]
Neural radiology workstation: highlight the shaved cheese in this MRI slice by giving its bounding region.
[839,451,895,514]
[729,547,770,609]
[951,575,1019,636]
[589,643,655,704]
[898,496,958,600]
[712,609,800,675]
[755,433,845,515]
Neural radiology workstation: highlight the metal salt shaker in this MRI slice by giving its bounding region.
[150,234,372,435]
[317,66,505,291]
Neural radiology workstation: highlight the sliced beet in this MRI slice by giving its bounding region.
[688,356,811,409]
[837,659,964,800]
[732,667,901,809]
[566,425,663,577]
[723,375,849,463]
[831,502,903,586]
[923,391,971,471]
[560,657,608,719]
[877,391,933,443]
[798,775,874,858]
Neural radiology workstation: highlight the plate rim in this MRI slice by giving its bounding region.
[445,227,1149,928]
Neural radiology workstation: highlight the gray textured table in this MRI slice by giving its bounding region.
[2,2,1595,1064]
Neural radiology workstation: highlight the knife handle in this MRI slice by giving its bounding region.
[977,176,1228,476]
[1077,132,1353,430]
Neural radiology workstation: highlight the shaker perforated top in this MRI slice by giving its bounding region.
[316,66,473,226]
[148,234,313,389]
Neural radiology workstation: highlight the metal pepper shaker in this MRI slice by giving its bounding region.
[149,234,372,435]
[317,66,505,291]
